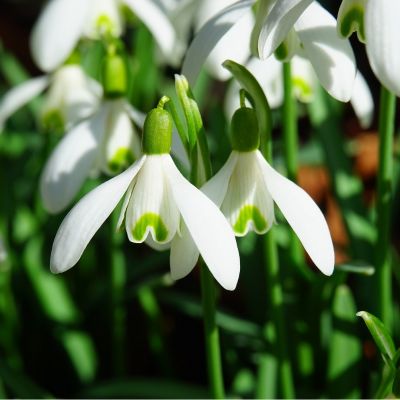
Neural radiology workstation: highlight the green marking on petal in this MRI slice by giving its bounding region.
[96,14,115,36]
[292,77,313,103]
[132,212,168,242]
[339,7,365,42]
[108,147,135,174]
[233,205,268,235]
[41,109,65,135]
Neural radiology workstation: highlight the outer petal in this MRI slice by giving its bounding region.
[0,76,49,132]
[256,151,334,275]
[170,221,199,280]
[365,0,400,96]
[181,0,255,85]
[258,0,313,59]
[122,0,177,64]
[350,71,374,128]
[202,151,238,206]
[50,157,145,273]
[164,156,240,290]
[295,2,356,102]
[40,107,107,214]
[30,0,89,72]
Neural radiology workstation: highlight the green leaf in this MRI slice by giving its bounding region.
[222,60,272,159]
[393,365,400,398]
[327,285,362,398]
[356,311,396,360]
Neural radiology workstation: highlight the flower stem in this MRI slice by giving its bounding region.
[200,264,225,399]
[282,61,307,277]
[375,86,396,331]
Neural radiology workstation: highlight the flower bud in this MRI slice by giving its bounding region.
[102,54,127,98]
[230,107,260,152]
[142,97,173,154]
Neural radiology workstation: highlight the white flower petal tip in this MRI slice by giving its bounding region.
[30,0,89,72]
[0,76,49,132]
[295,2,356,102]
[351,71,374,129]
[256,151,335,276]
[258,0,313,60]
[181,0,255,85]
[50,157,145,274]
[365,0,400,97]
[165,157,240,291]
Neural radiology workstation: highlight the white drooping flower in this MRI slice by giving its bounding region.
[201,106,335,276]
[182,0,356,102]
[337,0,400,97]
[30,0,178,72]
[40,97,142,214]
[0,64,101,133]
[225,55,374,128]
[50,101,240,291]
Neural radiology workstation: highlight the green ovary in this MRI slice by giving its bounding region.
[108,148,134,173]
[132,213,168,242]
[41,109,64,134]
[233,205,268,235]
[340,7,365,42]
[275,41,289,61]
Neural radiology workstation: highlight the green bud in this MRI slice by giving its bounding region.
[142,97,173,155]
[230,107,260,152]
[102,54,127,98]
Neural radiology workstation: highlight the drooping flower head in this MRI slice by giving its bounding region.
[50,97,240,290]
[202,104,335,276]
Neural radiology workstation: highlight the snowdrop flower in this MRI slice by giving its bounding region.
[31,0,178,72]
[50,98,240,290]
[183,0,356,102]
[337,0,400,96]
[40,54,142,214]
[225,55,374,128]
[202,106,334,275]
[0,64,101,133]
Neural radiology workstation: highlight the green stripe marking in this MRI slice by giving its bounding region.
[132,212,168,242]
[108,147,135,173]
[339,7,365,42]
[233,205,267,235]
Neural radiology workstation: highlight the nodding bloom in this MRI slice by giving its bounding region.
[225,55,374,129]
[50,98,240,291]
[0,64,101,133]
[182,0,356,102]
[202,106,334,276]
[40,54,142,214]
[30,0,178,72]
[337,0,400,96]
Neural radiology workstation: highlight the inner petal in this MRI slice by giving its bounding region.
[221,151,275,236]
[125,155,179,244]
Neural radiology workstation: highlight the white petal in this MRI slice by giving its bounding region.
[122,0,177,64]
[221,151,275,236]
[145,235,171,251]
[125,155,180,244]
[350,71,374,128]
[295,2,356,102]
[123,102,146,127]
[40,107,107,214]
[164,155,240,290]
[0,76,49,132]
[195,0,238,31]
[30,0,89,72]
[256,151,334,275]
[258,0,313,59]
[291,55,317,103]
[202,152,238,206]
[204,9,254,80]
[181,0,255,85]
[365,0,400,96]
[172,128,190,169]
[170,221,199,280]
[50,157,145,273]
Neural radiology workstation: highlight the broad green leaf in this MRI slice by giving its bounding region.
[357,311,396,360]
[327,285,362,398]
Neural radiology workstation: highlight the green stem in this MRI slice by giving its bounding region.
[200,265,225,399]
[375,86,396,331]
[282,62,308,279]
